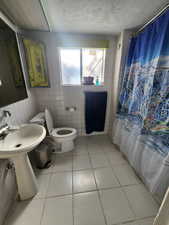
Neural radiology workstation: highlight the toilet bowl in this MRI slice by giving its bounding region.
[45,108,77,153]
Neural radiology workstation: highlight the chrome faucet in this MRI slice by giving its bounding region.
[0,124,20,140]
[0,110,12,140]
[3,110,11,117]
[0,124,10,140]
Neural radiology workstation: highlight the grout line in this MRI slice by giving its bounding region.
[39,198,47,225]
[96,187,108,225]
[45,193,73,199]
[110,166,123,187]
[39,169,53,225]
[72,152,75,225]
[39,183,141,200]
[116,216,155,225]
[89,154,108,225]
[121,186,137,220]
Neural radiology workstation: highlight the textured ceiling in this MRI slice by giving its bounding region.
[0,0,168,34]
[43,0,169,34]
[0,0,48,31]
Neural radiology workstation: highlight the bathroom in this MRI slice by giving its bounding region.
[0,1,169,225]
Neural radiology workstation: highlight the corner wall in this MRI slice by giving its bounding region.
[108,30,132,137]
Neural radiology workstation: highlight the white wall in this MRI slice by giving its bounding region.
[108,30,131,136]
[22,30,116,135]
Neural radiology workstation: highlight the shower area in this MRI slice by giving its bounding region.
[112,7,169,201]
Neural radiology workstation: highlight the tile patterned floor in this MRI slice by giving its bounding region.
[5,135,159,225]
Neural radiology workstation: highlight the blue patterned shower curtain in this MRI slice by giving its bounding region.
[119,11,169,153]
[113,10,169,199]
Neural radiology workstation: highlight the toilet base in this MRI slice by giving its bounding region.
[60,140,74,153]
[50,129,77,153]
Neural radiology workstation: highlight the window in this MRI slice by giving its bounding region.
[60,48,106,85]
[60,49,81,85]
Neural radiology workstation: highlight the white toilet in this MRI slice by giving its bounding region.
[45,108,77,153]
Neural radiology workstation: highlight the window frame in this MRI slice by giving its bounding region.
[59,47,106,86]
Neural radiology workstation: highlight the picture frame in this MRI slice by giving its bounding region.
[23,38,50,87]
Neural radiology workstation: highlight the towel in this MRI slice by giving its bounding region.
[85,91,107,134]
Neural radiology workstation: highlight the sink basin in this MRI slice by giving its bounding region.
[0,124,46,158]
[0,124,46,200]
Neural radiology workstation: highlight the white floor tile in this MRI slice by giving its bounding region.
[90,154,110,168]
[106,151,127,166]
[94,168,120,189]
[4,136,159,225]
[102,144,118,153]
[73,155,92,170]
[41,195,73,225]
[113,164,141,186]
[73,145,88,155]
[47,172,72,197]
[73,170,96,193]
[87,144,104,155]
[123,185,159,219]
[124,217,154,225]
[34,174,51,199]
[100,188,135,225]
[75,136,88,146]
[74,191,106,225]
[88,135,110,145]
[52,156,72,172]
[5,199,44,225]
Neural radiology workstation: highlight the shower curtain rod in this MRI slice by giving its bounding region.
[133,3,169,36]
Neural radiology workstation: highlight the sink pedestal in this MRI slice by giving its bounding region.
[12,153,38,200]
[0,124,46,201]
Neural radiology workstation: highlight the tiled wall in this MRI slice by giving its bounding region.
[22,31,116,135]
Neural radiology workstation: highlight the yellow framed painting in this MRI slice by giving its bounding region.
[23,38,50,87]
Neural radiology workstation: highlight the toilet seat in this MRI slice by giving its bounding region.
[51,127,77,138]
[45,108,77,152]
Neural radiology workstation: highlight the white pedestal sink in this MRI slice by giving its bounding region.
[0,124,46,200]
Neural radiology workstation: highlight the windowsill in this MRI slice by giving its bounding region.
[62,84,105,87]
[62,84,81,87]
[82,84,105,87]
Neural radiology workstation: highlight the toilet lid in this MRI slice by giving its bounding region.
[45,108,54,134]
